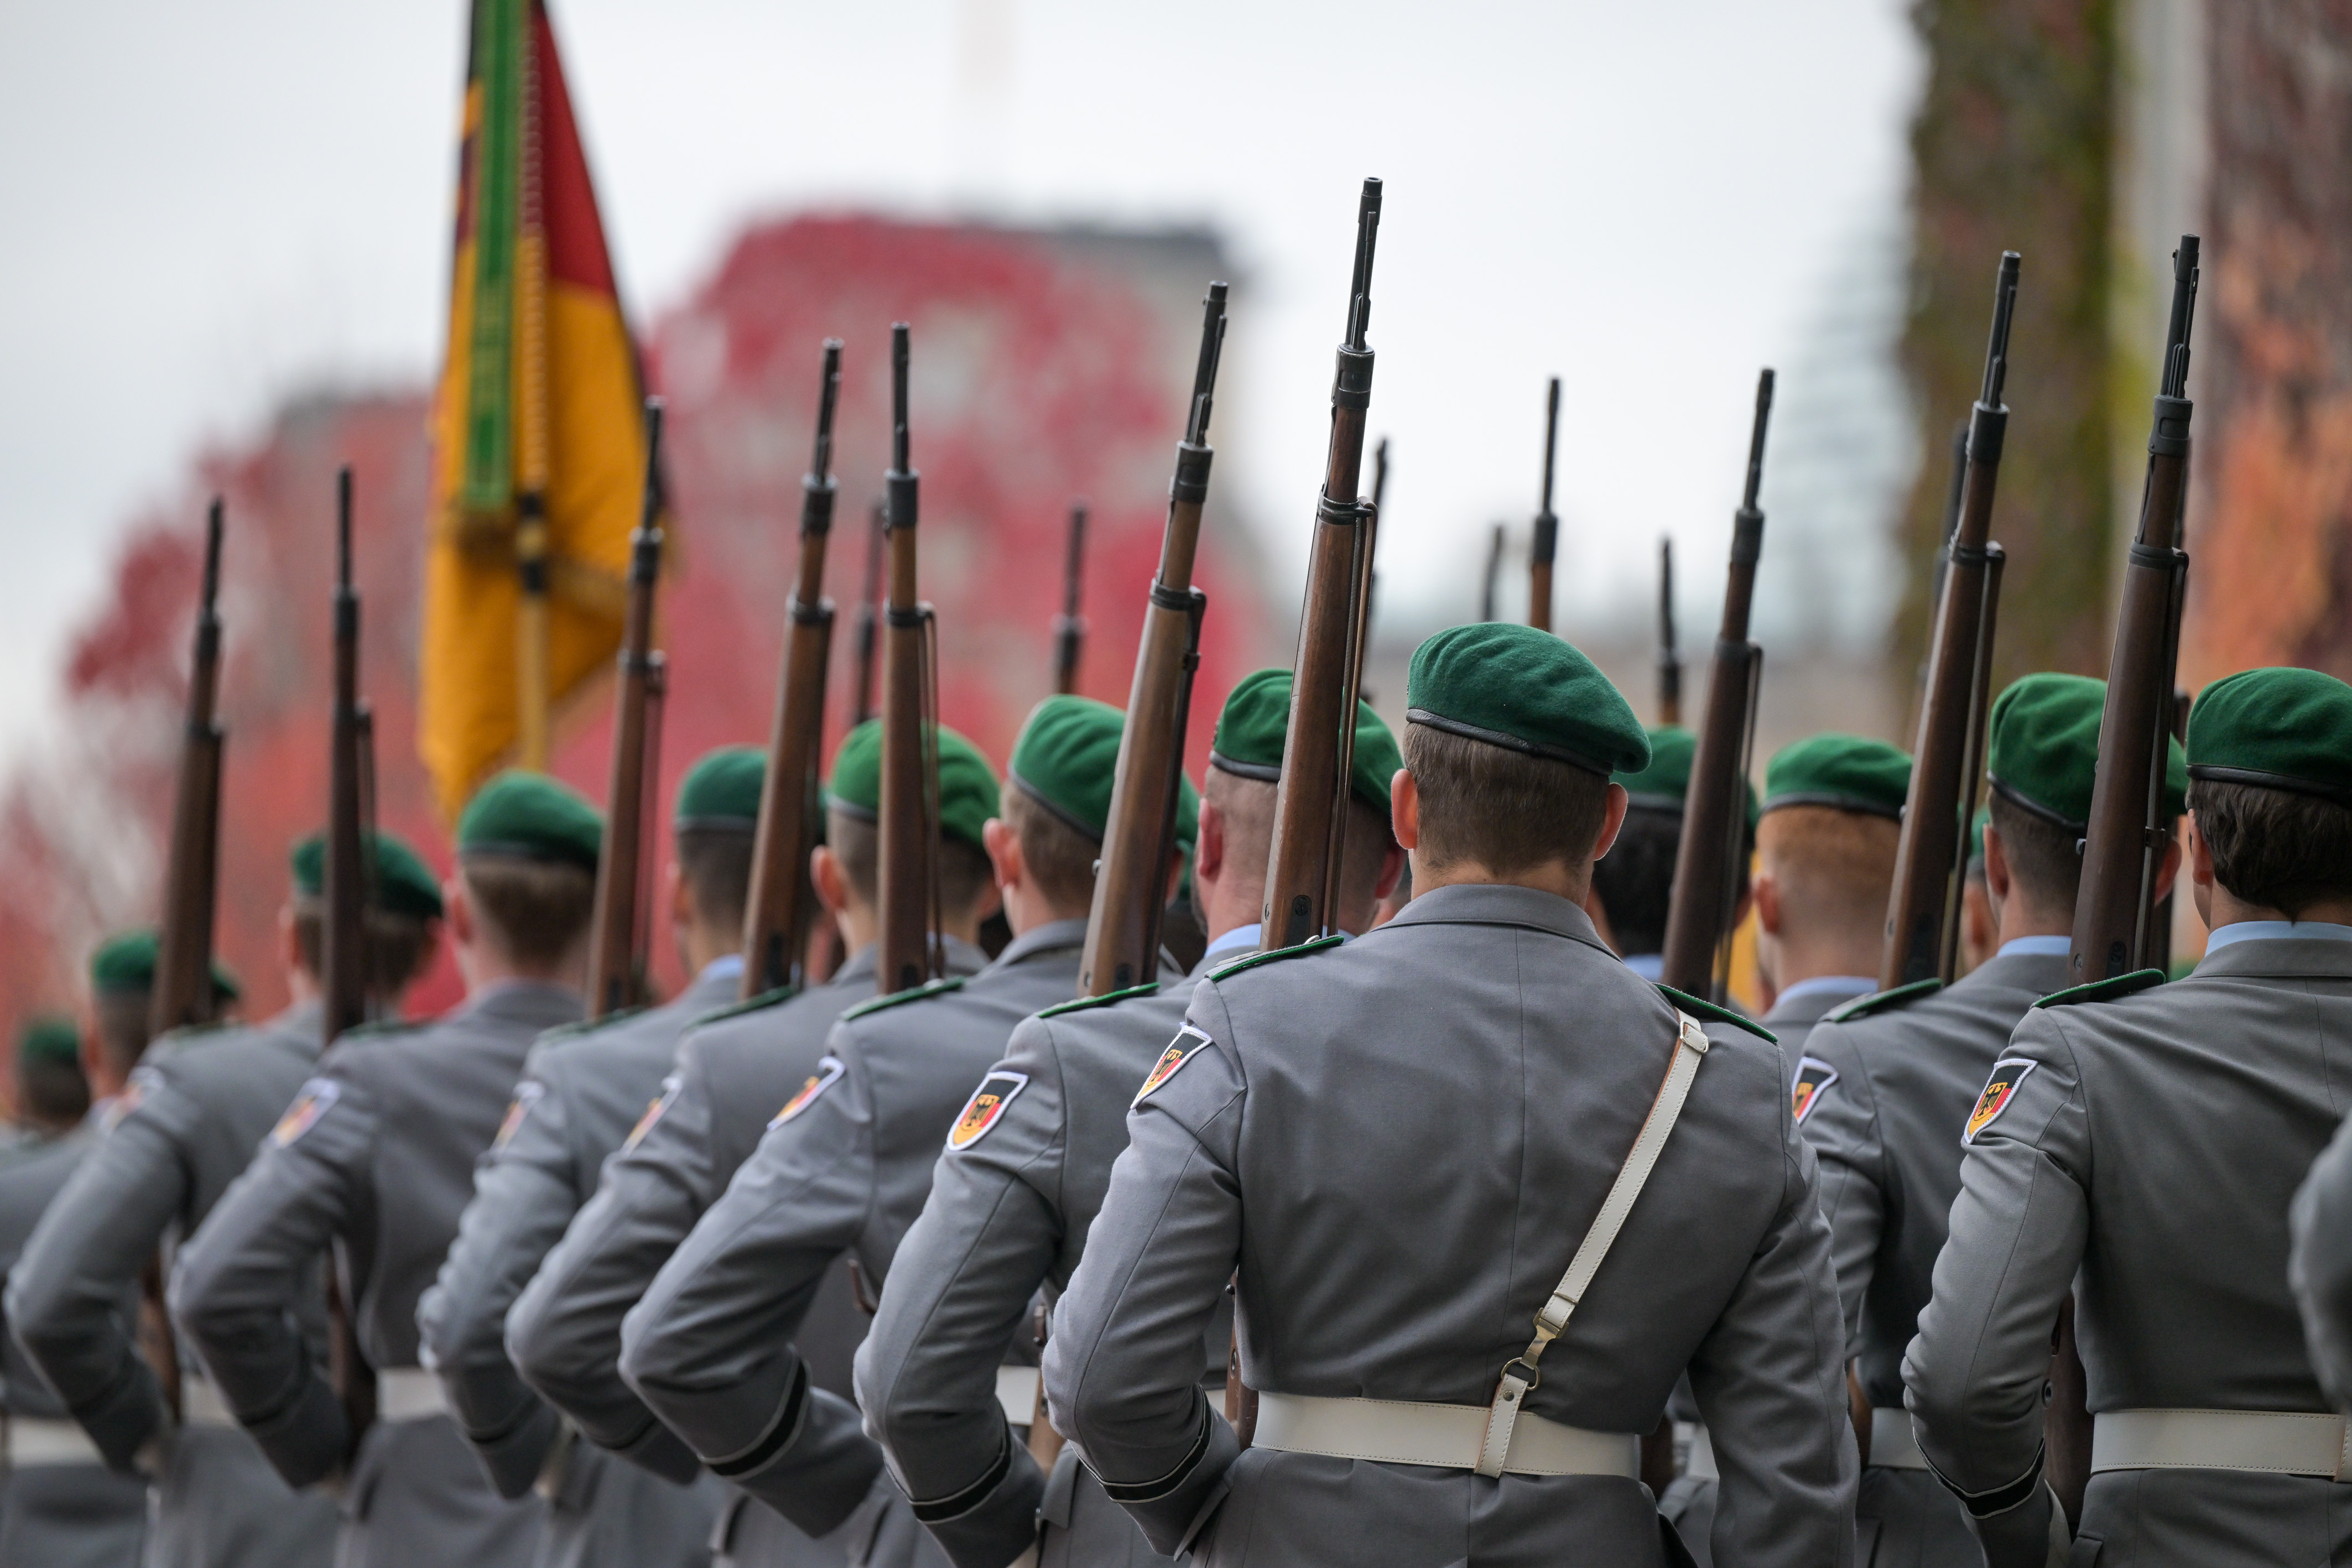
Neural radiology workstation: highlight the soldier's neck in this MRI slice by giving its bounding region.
[1411,855,1588,906]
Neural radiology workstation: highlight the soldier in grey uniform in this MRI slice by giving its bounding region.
[1662,732,1908,1564]
[421,748,784,1568]
[1911,666,2352,1567]
[11,833,443,1568]
[1586,725,1752,981]
[1802,673,2182,1566]
[856,669,1394,1568]
[507,721,1005,1568]
[1044,623,1857,1567]
[170,770,607,1568]
[0,935,233,1568]
[617,696,1141,1562]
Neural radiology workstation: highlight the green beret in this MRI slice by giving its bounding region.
[457,771,603,870]
[1406,624,1648,779]
[1613,725,1758,827]
[1209,668,1404,815]
[18,1017,80,1067]
[89,930,239,1002]
[1761,734,1911,821]
[1010,696,1128,840]
[825,719,1001,850]
[291,831,445,920]
[1989,673,2186,831]
[2188,666,2352,806]
[675,746,765,829]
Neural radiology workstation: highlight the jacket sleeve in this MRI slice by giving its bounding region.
[419,1056,574,1498]
[505,1048,707,1484]
[855,1016,1065,1568]
[1041,992,1243,1559]
[1901,1013,2090,1567]
[7,1067,195,1468]
[1685,1055,1860,1568]
[618,1031,883,1537]
[2292,1106,2352,1411]
[167,1069,373,1489]
[1794,1022,1887,1358]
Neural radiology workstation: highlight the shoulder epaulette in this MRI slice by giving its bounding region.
[685,984,799,1030]
[1038,981,1162,1020]
[1824,977,1943,1024]
[1208,934,1342,983]
[842,976,966,1022]
[537,1006,647,1045]
[1655,984,1778,1046]
[2033,968,2163,1010]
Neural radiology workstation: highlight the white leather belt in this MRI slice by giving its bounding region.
[2092,1409,2352,1480]
[997,1366,1038,1428]
[376,1368,450,1424]
[1252,1392,1640,1478]
[180,1375,238,1430]
[1869,1407,1928,1471]
[1675,1421,1718,1481]
[7,1416,106,1467]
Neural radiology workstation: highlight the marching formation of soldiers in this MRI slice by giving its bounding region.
[7,179,2352,1568]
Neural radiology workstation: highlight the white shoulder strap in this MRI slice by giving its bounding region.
[1476,1009,1711,1478]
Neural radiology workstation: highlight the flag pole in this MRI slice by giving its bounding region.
[513,0,552,770]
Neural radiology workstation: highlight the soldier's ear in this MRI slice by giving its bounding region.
[1391,769,1419,852]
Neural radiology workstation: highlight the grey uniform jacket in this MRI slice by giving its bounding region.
[0,1121,149,1568]
[1905,936,2352,1568]
[171,980,583,1568]
[855,949,1210,1568]
[619,919,1089,1541]
[1043,885,1857,1568]
[8,1001,337,1568]
[420,968,742,1568]
[2292,1064,2352,1411]
[1797,949,2064,1567]
[1659,975,1873,1568]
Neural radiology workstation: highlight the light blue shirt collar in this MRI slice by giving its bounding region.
[1996,935,2073,960]
[2204,920,2352,952]
[698,954,746,985]
[1201,924,1260,961]
[1623,953,1663,981]
[1775,975,1875,1007]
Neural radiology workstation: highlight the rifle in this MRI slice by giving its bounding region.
[1657,369,1776,1001]
[878,324,943,994]
[1079,282,1226,997]
[742,343,842,998]
[852,498,885,727]
[584,401,670,1019]
[152,500,228,1038]
[2070,237,2199,987]
[1657,536,1683,727]
[1053,502,1087,696]
[1259,176,1383,955]
[1529,377,1561,633]
[1480,524,1505,623]
[320,464,378,1461]
[1881,253,2021,989]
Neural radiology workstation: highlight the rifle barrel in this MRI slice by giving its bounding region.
[1657,536,1682,728]
[150,499,228,1038]
[1053,502,1087,695]
[1530,378,1561,633]
[878,323,939,993]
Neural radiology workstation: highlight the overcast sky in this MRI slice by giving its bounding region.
[0,0,1920,759]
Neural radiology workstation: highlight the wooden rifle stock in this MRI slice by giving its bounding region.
[1657,536,1682,727]
[1658,370,1776,999]
[878,324,941,994]
[152,499,227,1038]
[1260,178,1382,957]
[319,465,377,1460]
[2070,237,2200,987]
[1882,254,2021,990]
[1080,283,1227,997]
[1053,502,1087,696]
[1529,377,1560,633]
[742,343,842,998]
[585,400,669,1019]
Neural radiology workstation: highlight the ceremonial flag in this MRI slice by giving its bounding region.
[419,0,648,819]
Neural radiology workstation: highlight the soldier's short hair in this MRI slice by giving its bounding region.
[1001,785,1097,911]
[90,992,152,1079]
[1986,792,2084,910]
[17,1051,87,1129]
[1757,805,1900,939]
[460,857,597,970]
[1201,769,1392,927]
[291,904,439,998]
[1402,722,1612,878]
[675,825,757,935]
[826,809,998,919]
[2190,778,2352,918]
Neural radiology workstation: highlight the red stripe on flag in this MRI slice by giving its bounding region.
[535,2,616,298]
